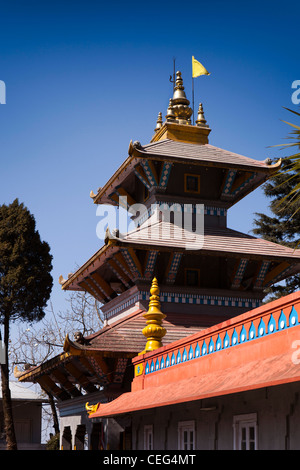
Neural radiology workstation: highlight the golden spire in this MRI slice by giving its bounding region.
[165,99,175,122]
[140,278,166,354]
[171,71,193,124]
[196,103,209,128]
[154,112,163,132]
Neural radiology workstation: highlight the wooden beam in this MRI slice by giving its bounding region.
[134,164,151,190]
[143,250,159,280]
[88,356,111,385]
[231,258,248,289]
[121,247,143,279]
[158,161,172,189]
[107,258,131,288]
[253,260,271,290]
[165,252,183,284]
[85,277,109,301]
[115,186,136,207]
[114,252,136,282]
[230,171,256,196]
[113,357,128,384]
[220,169,237,196]
[90,272,114,298]
[263,261,290,287]
[79,280,106,302]
[140,160,159,186]
[64,362,97,394]
[36,375,71,400]
[51,369,81,397]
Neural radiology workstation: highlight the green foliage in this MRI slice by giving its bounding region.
[46,433,60,450]
[253,107,300,299]
[0,199,53,323]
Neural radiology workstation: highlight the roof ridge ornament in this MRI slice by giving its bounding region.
[165,99,176,122]
[196,103,209,128]
[154,112,163,132]
[171,71,193,124]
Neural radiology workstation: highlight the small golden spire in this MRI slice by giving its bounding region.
[140,278,166,354]
[171,71,193,124]
[154,112,163,132]
[165,99,175,122]
[196,103,209,128]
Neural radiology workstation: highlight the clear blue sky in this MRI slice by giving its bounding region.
[0,0,299,323]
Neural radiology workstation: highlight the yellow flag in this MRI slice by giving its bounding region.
[192,56,210,78]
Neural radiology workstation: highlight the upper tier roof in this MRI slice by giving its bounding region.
[138,139,276,171]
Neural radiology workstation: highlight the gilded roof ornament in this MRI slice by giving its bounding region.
[140,278,166,354]
[196,103,209,128]
[86,402,100,415]
[154,112,163,132]
[171,71,193,124]
[165,99,175,122]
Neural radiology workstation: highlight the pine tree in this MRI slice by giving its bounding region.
[253,107,300,299]
[0,199,53,450]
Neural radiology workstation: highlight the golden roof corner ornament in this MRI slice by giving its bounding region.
[59,274,67,285]
[86,402,100,415]
[140,278,166,354]
[14,365,23,378]
[154,112,163,132]
[165,99,176,122]
[196,103,209,128]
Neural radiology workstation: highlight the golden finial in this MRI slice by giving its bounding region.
[140,278,166,354]
[154,112,163,132]
[165,99,175,122]
[171,71,193,124]
[196,103,209,128]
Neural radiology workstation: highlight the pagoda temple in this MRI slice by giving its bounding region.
[15,70,300,450]
[60,70,300,325]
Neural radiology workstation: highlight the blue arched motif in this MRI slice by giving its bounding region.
[278,310,287,330]
[248,322,256,340]
[188,345,194,360]
[150,360,155,372]
[166,354,170,367]
[258,318,266,337]
[208,337,214,353]
[171,352,176,366]
[289,306,298,327]
[202,340,207,355]
[240,325,247,342]
[216,334,222,350]
[176,349,181,364]
[160,356,165,369]
[195,343,201,358]
[223,331,230,348]
[182,348,188,362]
[231,328,238,346]
[268,314,276,333]
[145,362,150,374]
[155,358,160,371]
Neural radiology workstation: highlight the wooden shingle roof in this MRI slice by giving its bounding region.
[138,139,278,171]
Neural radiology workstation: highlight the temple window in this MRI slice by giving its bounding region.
[233,413,257,450]
[144,424,153,450]
[178,420,195,450]
[184,174,200,194]
[185,268,200,287]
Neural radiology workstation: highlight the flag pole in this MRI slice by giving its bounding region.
[192,76,194,125]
